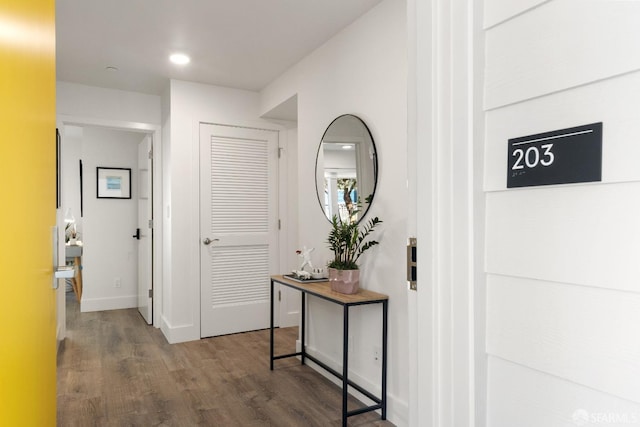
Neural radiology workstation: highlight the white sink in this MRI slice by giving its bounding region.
[65,244,82,258]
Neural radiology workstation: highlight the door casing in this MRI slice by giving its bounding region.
[199,122,280,337]
[57,115,162,329]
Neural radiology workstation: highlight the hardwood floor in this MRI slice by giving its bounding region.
[57,292,394,426]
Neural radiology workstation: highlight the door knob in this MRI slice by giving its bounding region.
[133,228,141,240]
[203,237,219,245]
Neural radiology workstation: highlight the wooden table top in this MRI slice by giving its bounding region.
[271,275,388,305]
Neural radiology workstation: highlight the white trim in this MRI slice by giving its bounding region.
[274,123,301,328]
[80,295,138,312]
[160,315,199,344]
[467,0,488,427]
[408,0,485,425]
[58,115,158,133]
[57,114,163,329]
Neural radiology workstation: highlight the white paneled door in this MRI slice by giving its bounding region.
[200,123,279,338]
[137,134,153,324]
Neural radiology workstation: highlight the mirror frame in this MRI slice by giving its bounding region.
[314,114,378,223]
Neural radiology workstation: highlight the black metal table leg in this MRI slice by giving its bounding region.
[382,299,388,419]
[270,279,274,371]
[342,305,349,427]
[301,292,306,365]
[269,276,388,424]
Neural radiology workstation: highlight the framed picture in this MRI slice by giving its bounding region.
[97,167,131,199]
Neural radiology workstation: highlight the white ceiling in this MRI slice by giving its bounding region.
[56,0,383,96]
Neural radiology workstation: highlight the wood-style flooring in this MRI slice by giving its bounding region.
[57,291,394,426]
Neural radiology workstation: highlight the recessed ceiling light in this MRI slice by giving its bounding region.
[105,66,119,71]
[342,145,353,150]
[169,53,190,65]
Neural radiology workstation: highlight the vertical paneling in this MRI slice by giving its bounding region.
[485,1,640,109]
[487,276,640,403]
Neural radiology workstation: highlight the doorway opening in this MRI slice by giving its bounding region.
[56,117,162,340]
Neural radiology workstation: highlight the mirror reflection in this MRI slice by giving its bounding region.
[315,114,378,223]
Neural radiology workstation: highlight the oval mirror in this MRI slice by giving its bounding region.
[315,114,378,223]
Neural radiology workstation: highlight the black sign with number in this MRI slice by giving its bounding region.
[507,122,602,188]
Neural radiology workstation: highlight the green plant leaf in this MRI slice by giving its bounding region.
[326,212,383,269]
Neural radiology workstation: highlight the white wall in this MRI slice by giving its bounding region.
[61,126,83,238]
[161,87,173,324]
[81,127,144,312]
[484,1,640,425]
[56,81,163,325]
[261,0,409,424]
[57,81,161,125]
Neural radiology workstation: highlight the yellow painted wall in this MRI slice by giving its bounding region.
[0,0,57,425]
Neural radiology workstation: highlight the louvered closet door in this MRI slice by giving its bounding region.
[200,123,279,338]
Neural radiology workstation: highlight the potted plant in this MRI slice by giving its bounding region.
[326,212,382,294]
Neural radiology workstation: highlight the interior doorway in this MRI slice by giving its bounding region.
[56,117,162,338]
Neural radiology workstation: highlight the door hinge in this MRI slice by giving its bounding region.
[148,289,153,298]
[278,219,281,230]
[278,147,283,159]
[148,148,153,160]
[148,219,153,229]
[278,290,281,302]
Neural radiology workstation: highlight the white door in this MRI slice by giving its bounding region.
[200,123,279,338]
[136,135,153,324]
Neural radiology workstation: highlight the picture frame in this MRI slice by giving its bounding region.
[97,167,131,199]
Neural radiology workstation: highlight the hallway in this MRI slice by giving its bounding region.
[57,292,393,426]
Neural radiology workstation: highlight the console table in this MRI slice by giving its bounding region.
[269,275,388,427]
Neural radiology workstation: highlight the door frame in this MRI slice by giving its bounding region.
[407,0,486,426]
[198,122,280,337]
[137,134,154,324]
[275,124,300,328]
[57,114,163,328]
[195,120,293,336]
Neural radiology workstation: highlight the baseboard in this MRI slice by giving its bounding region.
[160,315,199,344]
[279,310,300,328]
[56,324,65,356]
[297,340,409,427]
[80,295,137,312]
[57,337,66,357]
